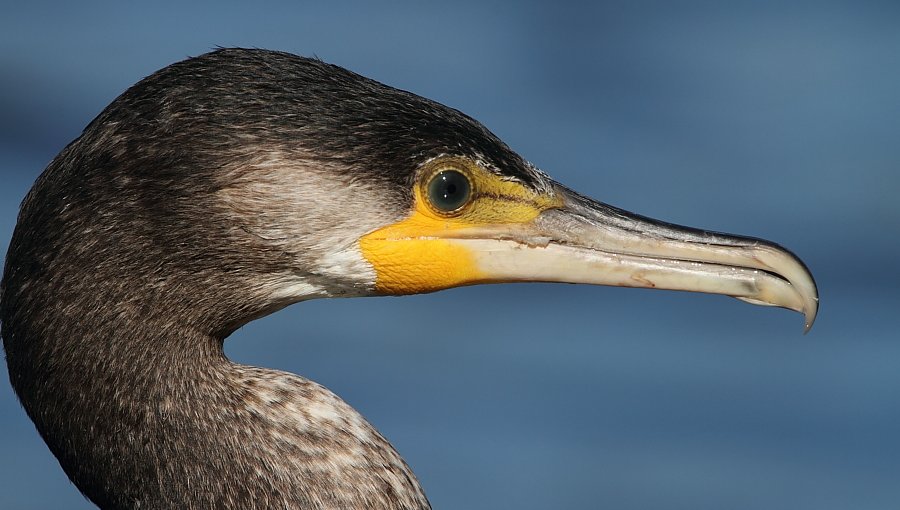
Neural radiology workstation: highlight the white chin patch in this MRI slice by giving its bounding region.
[267,243,376,304]
[316,242,377,293]
[267,280,328,303]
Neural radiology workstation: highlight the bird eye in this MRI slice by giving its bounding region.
[426,169,472,214]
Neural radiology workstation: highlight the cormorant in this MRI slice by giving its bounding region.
[0,48,818,509]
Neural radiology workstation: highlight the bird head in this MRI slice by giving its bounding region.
[4,48,817,341]
[205,49,816,331]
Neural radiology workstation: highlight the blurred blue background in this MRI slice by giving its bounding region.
[2,1,898,509]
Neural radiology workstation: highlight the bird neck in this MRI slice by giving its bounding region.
[5,297,430,509]
[7,308,214,505]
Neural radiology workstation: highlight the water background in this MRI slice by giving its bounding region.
[2,2,898,509]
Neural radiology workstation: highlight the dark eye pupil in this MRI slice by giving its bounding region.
[427,170,471,212]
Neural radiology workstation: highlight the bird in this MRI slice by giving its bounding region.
[0,48,818,509]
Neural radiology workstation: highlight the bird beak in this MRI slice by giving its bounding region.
[446,182,818,331]
[361,180,818,331]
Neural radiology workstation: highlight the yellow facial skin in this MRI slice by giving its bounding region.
[359,157,562,294]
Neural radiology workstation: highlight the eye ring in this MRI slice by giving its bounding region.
[424,168,473,215]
